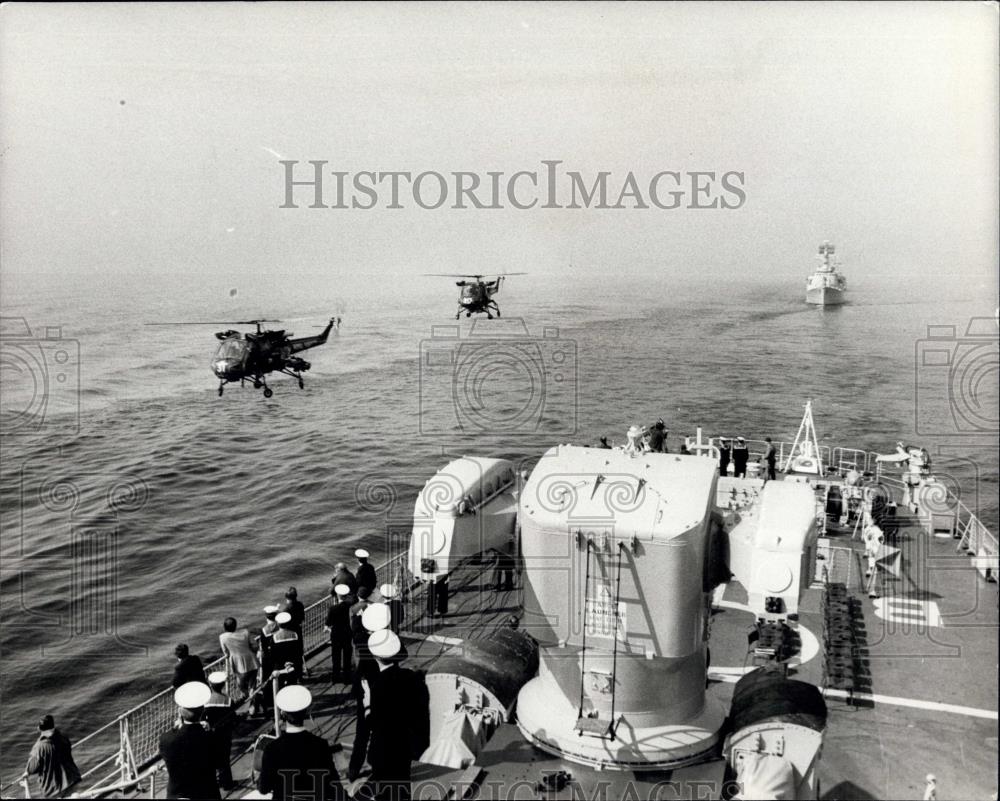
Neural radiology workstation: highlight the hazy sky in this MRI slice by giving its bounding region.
[2,2,997,297]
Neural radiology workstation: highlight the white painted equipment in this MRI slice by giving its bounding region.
[515,445,726,769]
[408,457,517,581]
[727,480,819,620]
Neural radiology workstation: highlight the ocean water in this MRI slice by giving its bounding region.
[0,268,997,777]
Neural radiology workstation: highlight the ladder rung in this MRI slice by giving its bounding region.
[575,717,613,738]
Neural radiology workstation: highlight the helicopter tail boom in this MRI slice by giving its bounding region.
[288,317,340,353]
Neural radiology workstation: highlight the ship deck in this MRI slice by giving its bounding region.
[122,498,999,801]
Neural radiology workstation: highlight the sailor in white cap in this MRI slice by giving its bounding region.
[257,604,281,713]
[378,583,405,634]
[270,611,303,687]
[362,630,428,801]
[159,682,220,799]
[718,436,732,477]
[325,583,355,682]
[361,602,391,634]
[355,548,378,595]
[258,686,344,801]
[203,672,237,791]
[733,436,749,478]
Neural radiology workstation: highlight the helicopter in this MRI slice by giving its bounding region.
[148,317,340,397]
[425,273,526,319]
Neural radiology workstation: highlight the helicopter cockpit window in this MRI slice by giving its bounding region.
[214,337,248,361]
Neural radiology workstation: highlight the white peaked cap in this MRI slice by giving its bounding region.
[263,604,280,614]
[174,681,211,709]
[207,671,227,685]
[275,684,312,713]
[361,602,391,632]
[334,583,351,596]
[355,548,370,559]
[275,612,292,625]
[368,629,401,659]
[379,583,397,599]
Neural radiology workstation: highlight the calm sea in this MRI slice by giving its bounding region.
[1,268,997,777]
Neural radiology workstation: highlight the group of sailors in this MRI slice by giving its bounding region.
[596,419,780,481]
[717,435,778,480]
[158,547,427,800]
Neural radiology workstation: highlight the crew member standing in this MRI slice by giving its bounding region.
[258,685,345,801]
[171,643,207,688]
[325,583,355,683]
[282,587,306,639]
[271,611,304,687]
[718,437,732,477]
[350,586,374,649]
[733,436,750,478]
[648,419,667,453]
[159,682,220,800]
[349,602,391,783]
[257,604,281,713]
[764,437,777,481]
[333,562,359,595]
[203,671,237,792]
[363,631,429,801]
[23,715,81,799]
[356,549,378,596]
[379,584,406,634]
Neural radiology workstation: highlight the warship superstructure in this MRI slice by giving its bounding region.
[806,241,847,305]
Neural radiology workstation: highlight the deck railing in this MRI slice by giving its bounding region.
[2,441,996,797]
[0,551,414,799]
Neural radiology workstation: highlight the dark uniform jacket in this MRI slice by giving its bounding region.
[258,621,279,679]
[258,729,344,801]
[271,629,304,680]
[349,599,370,640]
[25,729,81,799]
[159,722,221,800]
[732,443,749,474]
[172,655,207,688]
[648,425,665,453]
[204,690,237,766]
[333,568,358,595]
[326,598,353,637]
[356,562,377,594]
[386,599,405,634]
[283,599,306,634]
[367,665,430,783]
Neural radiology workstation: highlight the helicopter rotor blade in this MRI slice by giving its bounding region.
[143,319,283,326]
[423,272,526,277]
